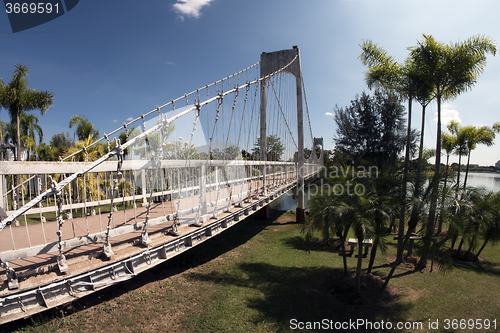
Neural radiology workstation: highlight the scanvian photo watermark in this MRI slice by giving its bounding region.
[294,164,379,199]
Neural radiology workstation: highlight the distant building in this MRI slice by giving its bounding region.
[496,160,500,170]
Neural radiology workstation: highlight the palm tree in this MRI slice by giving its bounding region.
[69,115,100,142]
[359,40,422,262]
[474,192,500,259]
[304,192,351,277]
[19,112,43,160]
[0,64,53,209]
[0,64,53,162]
[64,134,105,162]
[462,125,495,188]
[448,187,485,257]
[411,35,496,268]
[344,190,383,295]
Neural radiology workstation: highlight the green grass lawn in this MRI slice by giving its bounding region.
[5,209,500,332]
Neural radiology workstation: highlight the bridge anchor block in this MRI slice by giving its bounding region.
[103,242,115,258]
[2,262,19,290]
[57,253,68,273]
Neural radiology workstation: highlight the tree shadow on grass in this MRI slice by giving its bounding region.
[188,263,412,332]
[413,242,500,276]
[3,209,286,332]
[452,258,500,276]
[282,235,343,254]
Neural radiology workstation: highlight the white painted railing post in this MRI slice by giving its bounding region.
[141,169,148,207]
[0,175,6,215]
[200,164,207,215]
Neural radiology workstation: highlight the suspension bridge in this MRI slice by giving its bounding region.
[0,46,323,324]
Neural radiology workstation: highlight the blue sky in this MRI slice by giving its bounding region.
[1,0,500,165]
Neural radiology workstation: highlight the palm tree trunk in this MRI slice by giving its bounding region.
[397,98,413,261]
[15,108,21,209]
[457,237,464,256]
[419,93,442,269]
[463,150,471,189]
[456,153,463,186]
[408,105,426,257]
[341,226,349,276]
[415,104,426,190]
[366,237,379,274]
[16,108,21,162]
[467,238,474,254]
[448,152,461,247]
[475,239,488,259]
[356,236,363,295]
[382,225,415,290]
[437,155,451,234]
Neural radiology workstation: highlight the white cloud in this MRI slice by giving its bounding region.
[434,108,461,125]
[325,112,333,116]
[126,117,134,122]
[113,119,118,123]
[172,0,214,20]
[164,61,176,66]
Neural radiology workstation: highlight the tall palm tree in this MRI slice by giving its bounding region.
[359,40,422,261]
[0,64,53,209]
[411,35,496,268]
[69,115,100,142]
[0,64,53,162]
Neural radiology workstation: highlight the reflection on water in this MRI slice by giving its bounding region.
[462,172,500,192]
[269,189,311,211]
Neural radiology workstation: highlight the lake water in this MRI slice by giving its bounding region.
[460,172,500,192]
[269,189,305,211]
[269,172,500,211]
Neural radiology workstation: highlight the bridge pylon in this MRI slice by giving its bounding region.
[260,46,305,222]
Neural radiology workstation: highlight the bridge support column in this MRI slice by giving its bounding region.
[259,75,267,197]
[260,46,305,223]
[259,205,270,220]
[295,49,306,223]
